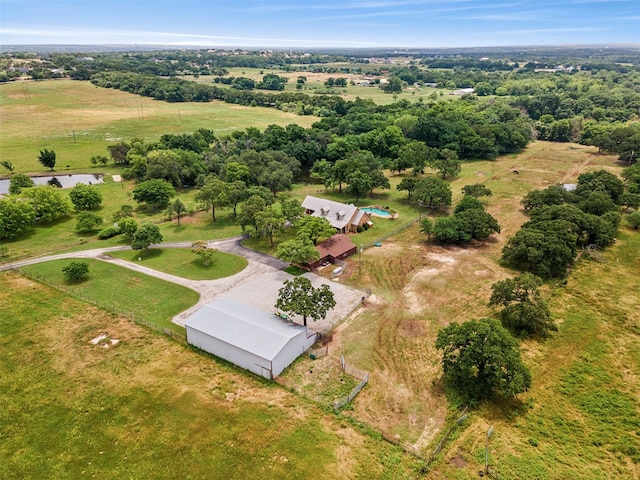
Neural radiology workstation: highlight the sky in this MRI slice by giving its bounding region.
[0,0,638,48]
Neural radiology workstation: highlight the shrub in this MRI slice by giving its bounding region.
[97,226,120,239]
[627,211,640,229]
[62,260,89,282]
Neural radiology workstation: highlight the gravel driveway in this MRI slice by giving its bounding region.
[2,235,364,334]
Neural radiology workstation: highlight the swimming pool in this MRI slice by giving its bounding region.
[361,207,392,217]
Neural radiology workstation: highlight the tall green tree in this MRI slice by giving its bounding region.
[295,216,335,245]
[276,238,320,266]
[431,149,461,179]
[118,217,138,240]
[0,197,36,239]
[502,222,577,278]
[436,318,532,403]
[237,194,266,231]
[279,196,305,224]
[38,149,56,171]
[345,170,372,203]
[69,183,102,211]
[396,177,421,200]
[253,207,285,247]
[132,179,175,210]
[75,211,103,233]
[462,183,493,199]
[20,185,71,222]
[131,223,163,254]
[489,273,556,337]
[8,174,34,195]
[413,176,452,208]
[275,277,336,327]
[166,198,187,226]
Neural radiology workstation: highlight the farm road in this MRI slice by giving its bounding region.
[1,235,363,333]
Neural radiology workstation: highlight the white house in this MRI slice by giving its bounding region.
[185,298,316,380]
[301,195,371,234]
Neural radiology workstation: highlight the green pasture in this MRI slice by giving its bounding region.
[448,229,640,479]
[187,67,454,105]
[108,247,248,281]
[18,258,198,333]
[0,79,316,174]
[0,271,418,480]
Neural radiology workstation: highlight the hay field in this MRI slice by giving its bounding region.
[0,79,316,174]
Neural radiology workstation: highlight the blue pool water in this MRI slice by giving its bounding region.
[361,207,391,217]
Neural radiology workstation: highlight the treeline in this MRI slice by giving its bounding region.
[501,168,640,277]
[90,71,348,114]
[98,92,533,192]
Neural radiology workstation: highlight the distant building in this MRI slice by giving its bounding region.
[562,183,577,191]
[451,88,475,95]
[301,195,371,234]
[185,298,316,380]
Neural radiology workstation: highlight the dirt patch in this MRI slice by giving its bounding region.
[450,454,467,468]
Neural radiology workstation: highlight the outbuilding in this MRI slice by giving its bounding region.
[185,298,316,380]
[307,234,358,269]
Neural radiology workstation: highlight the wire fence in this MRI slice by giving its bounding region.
[334,355,370,410]
[361,215,421,250]
[13,267,186,344]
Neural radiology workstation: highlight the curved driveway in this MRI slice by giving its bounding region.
[1,235,363,332]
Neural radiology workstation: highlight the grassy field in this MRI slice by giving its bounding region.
[319,142,640,478]
[3,73,638,478]
[0,270,419,479]
[0,79,317,174]
[108,247,248,281]
[18,259,199,333]
[186,67,454,105]
[434,230,640,479]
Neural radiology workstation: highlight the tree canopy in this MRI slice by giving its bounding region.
[435,318,532,403]
[69,183,103,211]
[489,273,556,337]
[275,277,336,327]
[132,179,175,210]
[38,149,56,171]
[131,223,163,253]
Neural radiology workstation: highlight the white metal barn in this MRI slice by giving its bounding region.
[184,298,317,380]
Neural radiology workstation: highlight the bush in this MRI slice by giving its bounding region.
[97,226,120,239]
[76,211,103,233]
[62,260,89,282]
[627,211,640,229]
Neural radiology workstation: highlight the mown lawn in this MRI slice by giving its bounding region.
[108,247,247,281]
[0,270,419,480]
[18,259,199,333]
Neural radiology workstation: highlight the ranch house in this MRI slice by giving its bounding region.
[302,195,371,234]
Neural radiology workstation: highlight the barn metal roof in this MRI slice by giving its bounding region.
[184,298,308,361]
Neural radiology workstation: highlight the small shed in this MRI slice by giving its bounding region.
[307,234,358,269]
[185,298,317,380]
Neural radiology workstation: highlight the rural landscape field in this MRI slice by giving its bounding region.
[1,40,639,480]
